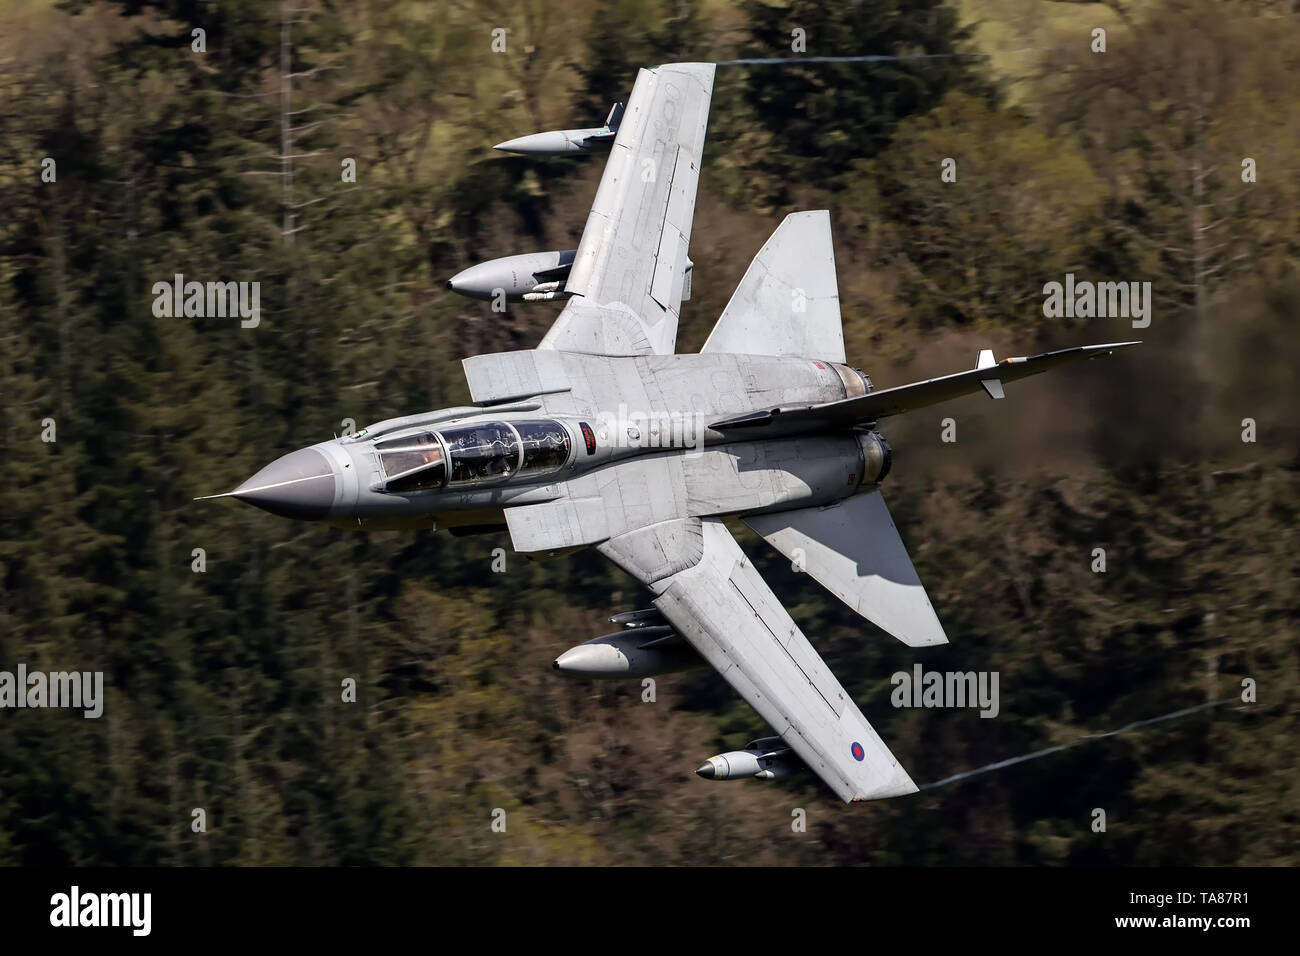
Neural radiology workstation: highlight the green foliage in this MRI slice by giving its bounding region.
[572,0,709,119]
[740,0,992,191]
[840,92,1106,328]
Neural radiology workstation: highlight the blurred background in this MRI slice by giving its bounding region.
[0,0,1296,865]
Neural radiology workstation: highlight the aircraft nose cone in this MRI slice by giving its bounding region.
[233,447,336,520]
[553,645,595,676]
[446,262,499,300]
[695,761,717,780]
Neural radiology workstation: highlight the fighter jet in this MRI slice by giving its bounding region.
[202,63,1137,802]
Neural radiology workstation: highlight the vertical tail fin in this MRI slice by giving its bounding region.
[701,210,845,361]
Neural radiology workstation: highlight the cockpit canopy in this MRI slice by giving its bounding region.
[375,432,445,492]
[376,420,570,493]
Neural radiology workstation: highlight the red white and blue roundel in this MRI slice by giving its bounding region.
[850,741,865,761]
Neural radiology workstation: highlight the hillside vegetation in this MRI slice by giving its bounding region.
[0,0,1296,864]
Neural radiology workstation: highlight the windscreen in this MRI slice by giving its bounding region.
[376,432,445,492]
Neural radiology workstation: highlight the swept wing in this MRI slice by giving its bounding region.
[539,63,715,356]
[596,516,917,802]
[711,342,1141,430]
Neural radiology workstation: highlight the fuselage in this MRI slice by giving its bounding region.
[229,352,892,535]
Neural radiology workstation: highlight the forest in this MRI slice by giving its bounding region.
[0,0,1297,865]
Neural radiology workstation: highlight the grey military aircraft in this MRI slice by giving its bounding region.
[201,63,1137,802]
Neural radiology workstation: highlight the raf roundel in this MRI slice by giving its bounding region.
[851,742,865,762]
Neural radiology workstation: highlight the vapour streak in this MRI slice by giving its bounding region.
[715,54,976,66]
[713,46,1064,68]
[919,698,1237,791]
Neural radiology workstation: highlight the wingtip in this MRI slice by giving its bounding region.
[851,774,921,802]
[1085,340,1142,358]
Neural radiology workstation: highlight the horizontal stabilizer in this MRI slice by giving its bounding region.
[712,341,1139,430]
[744,491,948,647]
[701,210,845,362]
